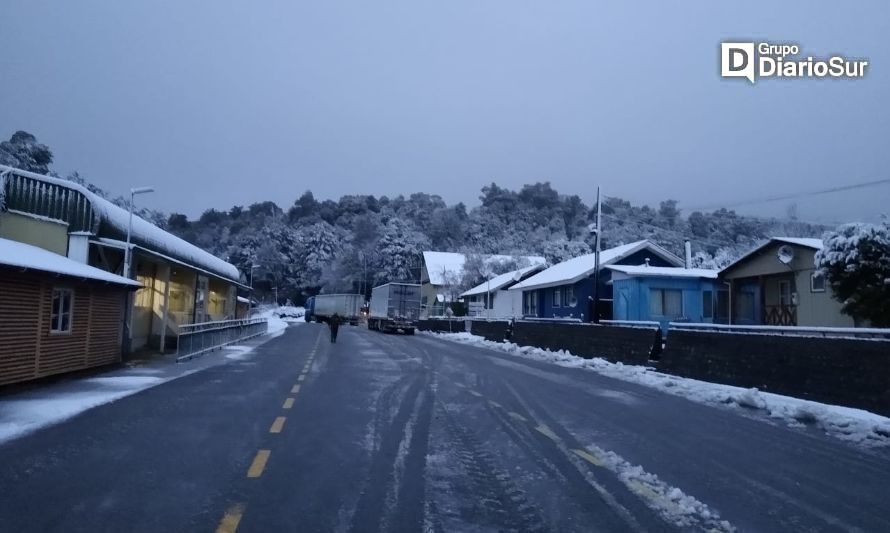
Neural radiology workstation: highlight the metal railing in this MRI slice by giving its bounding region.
[176,317,269,361]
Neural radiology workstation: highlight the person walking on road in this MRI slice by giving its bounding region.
[329,313,341,343]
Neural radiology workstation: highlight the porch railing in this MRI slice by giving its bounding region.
[764,304,797,326]
[176,317,268,361]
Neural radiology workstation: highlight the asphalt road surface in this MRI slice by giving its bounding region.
[1,323,889,532]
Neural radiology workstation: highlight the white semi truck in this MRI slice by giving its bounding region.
[368,283,421,334]
[305,294,363,325]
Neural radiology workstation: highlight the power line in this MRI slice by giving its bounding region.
[678,178,890,212]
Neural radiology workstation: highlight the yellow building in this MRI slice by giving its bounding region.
[0,165,246,353]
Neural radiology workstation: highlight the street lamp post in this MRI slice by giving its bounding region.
[589,186,602,323]
[124,186,154,279]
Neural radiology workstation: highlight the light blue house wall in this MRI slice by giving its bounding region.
[612,276,723,330]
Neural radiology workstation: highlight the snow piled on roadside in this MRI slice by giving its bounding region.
[580,444,734,532]
[430,332,890,448]
[255,306,305,337]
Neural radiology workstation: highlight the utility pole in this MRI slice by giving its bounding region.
[591,186,602,323]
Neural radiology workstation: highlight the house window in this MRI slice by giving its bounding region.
[565,286,577,307]
[702,290,713,319]
[811,272,826,292]
[50,288,74,333]
[649,288,683,318]
[524,291,538,316]
[553,288,561,308]
[778,280,792,306]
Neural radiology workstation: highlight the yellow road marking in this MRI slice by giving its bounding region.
[468,390,483,398]
[534,425,560,441]
[216,502,245,533]
[488,400,503,409]
[247,450,271,478]
[507,412,527,422]
[298,374,306,382]
[269,416,286,434]
[573,448,605,467]
[291,384,301,394]
[283,397,295,409]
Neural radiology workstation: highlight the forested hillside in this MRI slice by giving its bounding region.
[1,131,827,302]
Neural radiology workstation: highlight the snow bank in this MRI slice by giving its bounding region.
[254,306,305,337]
[428,332,890,447]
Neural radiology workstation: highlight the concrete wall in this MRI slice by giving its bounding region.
[0,211,69,255]
[469,320,510,342]
[511,321,658,365]
[659,329,890,416]
[417,319,466,333]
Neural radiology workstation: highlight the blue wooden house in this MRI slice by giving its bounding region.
[606,265,722,330]
[508,240,684,321]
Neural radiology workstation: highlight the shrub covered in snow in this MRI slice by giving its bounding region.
[816,220,890,327]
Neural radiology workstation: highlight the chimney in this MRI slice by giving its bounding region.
[644,258,651,267]
[684,240,692,269]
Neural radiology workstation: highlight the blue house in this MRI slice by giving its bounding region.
[509,240,684,321]
[606,265,722,330]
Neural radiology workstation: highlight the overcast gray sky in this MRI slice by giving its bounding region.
[1,1,888,222]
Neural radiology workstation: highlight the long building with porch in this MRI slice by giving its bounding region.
[0,165,246,356]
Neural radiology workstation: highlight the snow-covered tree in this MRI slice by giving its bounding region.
[0,131,53,174]
[375,218,430,284]
[816,220,890,327]
[542,239,592,265]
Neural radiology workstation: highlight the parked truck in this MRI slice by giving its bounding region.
[368,283,421,334]
[305,294,363,325]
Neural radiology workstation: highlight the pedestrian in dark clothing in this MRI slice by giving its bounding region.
[329,313,341,343]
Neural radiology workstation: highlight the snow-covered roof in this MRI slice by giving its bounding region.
[772,237,824,250]
[0,237,141,287]
[606,265,719,279]
[422,251,547,286]
[1,166,241,283]
[460,264,547,297]
[237,296,251,303]
[720,237,824,275]
[510,240,684,291]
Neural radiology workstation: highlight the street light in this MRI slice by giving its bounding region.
[124,186,154,279]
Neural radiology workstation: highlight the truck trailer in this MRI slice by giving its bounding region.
[305,294,363,325]
[368,283,421,334]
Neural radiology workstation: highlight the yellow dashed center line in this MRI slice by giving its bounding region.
[468,390,483,398]
[573,448,605,467]
[269,416,287,434]
[298,374,306,382]
[488,400,503,409]
[283,397,295,409]
[216,503,245,533]
[291,384,301,394]
[534,425,560,441]
[247,450,271,478]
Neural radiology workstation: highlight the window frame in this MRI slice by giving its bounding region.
[50,288,75,334]
[565,285,577,307]
[649,288,684,319]
[553,287,561,308]
[810,272,826,293]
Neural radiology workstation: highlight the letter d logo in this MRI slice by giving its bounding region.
[721,42,755,83]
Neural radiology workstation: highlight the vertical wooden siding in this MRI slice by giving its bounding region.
[0,269,126,386]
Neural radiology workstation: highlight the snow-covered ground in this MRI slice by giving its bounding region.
[0,310,297,445]
[427,332,890,448]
